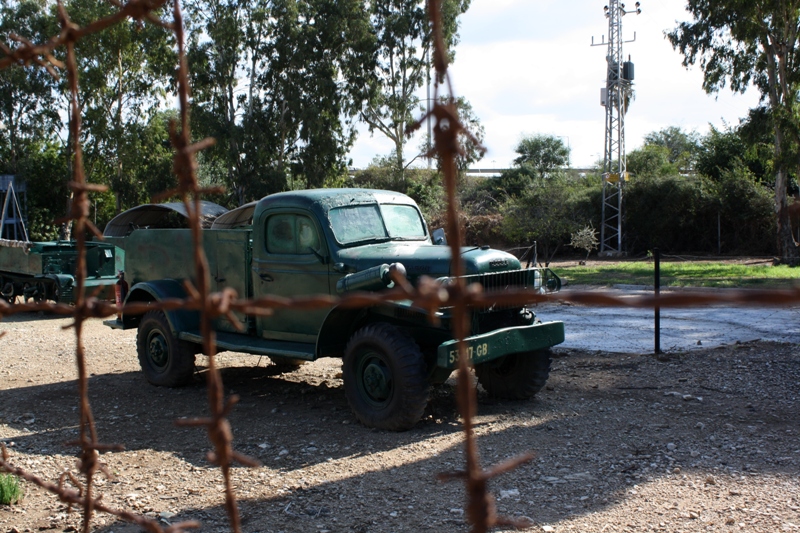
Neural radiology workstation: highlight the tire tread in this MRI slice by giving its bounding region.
[136,310,195,387]
[343,323,428,431]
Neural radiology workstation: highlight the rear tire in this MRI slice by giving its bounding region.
[137,310,196,387]
[343,323,429,431]
[475,350,551,400]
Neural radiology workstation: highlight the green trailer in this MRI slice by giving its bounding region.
[0,201,228,305]
[0,240,119,304]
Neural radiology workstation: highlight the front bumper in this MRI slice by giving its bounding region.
[436,321,565,369]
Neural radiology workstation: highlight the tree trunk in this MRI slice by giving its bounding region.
[63,117,73,242]
[775,166,799,264]
[773,123,799,264]
[116,47,123,216]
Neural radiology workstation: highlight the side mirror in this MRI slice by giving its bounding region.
[432,228,447,246]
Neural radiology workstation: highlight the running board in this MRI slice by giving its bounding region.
[178,331,316,361]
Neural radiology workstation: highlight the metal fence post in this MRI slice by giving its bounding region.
[654,247,661,354]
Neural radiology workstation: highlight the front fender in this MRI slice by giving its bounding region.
[118,279,199,334]
[316,299,432,358]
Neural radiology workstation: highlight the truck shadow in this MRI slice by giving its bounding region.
[87,390,800,533]
[0,362,467,468]
[3,345,799,532]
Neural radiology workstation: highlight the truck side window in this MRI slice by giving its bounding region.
[266,214,320,255]
[297,217,320,252]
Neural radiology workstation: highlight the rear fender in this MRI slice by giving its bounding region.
[122,279,199,334]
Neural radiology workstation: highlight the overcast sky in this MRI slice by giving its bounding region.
[347,0,762,169]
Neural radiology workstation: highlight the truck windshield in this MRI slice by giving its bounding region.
[380,204,426,240]
[329,204,426,245]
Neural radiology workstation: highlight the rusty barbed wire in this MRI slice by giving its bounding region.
[405,1,534,531]
[0,1,231,532]
[1,1,800,533]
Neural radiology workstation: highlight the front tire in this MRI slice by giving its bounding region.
[475,350,552,400]
[343,323,429,431]
[137,310,196,387]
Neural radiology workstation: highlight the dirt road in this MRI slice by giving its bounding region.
[1,313,798,532]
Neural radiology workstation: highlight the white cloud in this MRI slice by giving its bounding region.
[348,1,762,169]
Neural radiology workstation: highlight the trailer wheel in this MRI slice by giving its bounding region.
[475,350,552,400]
[343,323,428,431]
[137,311,196,387]
[34,281,47,303]
[1,280,14,304]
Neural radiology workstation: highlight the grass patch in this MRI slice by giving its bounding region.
[0,473,22,505]
[558,261,800,289]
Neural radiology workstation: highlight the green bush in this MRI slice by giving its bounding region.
[623,173,716,252]
[0,473,22,505]
[500,173,600,264]
[350,164,445,220]
[714,166,776,254]
[622,166,776,255]
[350,151,777,257]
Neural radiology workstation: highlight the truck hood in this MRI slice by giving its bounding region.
[335,242,522,279]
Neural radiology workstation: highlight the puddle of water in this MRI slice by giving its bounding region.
[534,290,800,353]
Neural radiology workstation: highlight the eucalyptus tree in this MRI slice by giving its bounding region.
[361,0,471,176]
[187,0,374,204]
[643,126,701,174]
[0,0,60,173]
[668,0,800,263]
[65,0,175,213]
[185,0,249,202]
[422,95,484,172]
[263,0,374,190]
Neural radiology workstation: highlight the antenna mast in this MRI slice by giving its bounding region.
[592,1,640,256]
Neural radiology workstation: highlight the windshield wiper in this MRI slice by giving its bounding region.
[346,236,391,245]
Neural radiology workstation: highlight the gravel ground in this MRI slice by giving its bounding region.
[0,312,798,533]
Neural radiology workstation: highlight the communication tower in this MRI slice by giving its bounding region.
[592,1,640,256]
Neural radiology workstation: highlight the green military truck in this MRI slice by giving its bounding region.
[106,189,564,430]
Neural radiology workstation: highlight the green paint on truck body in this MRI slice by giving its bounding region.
[107,189,565,429]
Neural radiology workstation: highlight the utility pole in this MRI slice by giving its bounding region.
[426,44,433,170]
[592,1,641,256]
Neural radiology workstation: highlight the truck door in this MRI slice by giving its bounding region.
[210,231,251,333]
[252,209,331,343]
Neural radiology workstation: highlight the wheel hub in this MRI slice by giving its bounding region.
[148,334,169,368]
[362,360,391,402]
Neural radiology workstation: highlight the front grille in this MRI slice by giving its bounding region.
[465,268,535,292]
[439,267,561,311]
[437,268,554,312]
